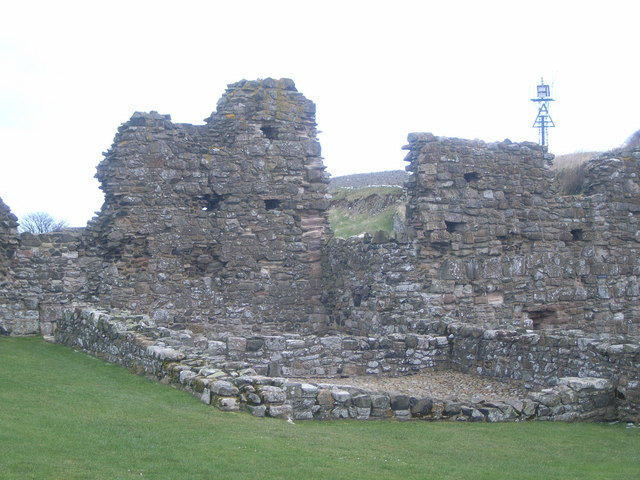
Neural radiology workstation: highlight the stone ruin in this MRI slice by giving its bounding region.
[1,78,639,423]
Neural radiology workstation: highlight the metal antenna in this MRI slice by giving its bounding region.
[531,77,555,148]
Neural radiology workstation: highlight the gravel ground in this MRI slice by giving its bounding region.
[288,370,533,402]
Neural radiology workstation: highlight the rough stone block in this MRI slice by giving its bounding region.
[390,394,411,410]
[247,404,267,417]
[268,404,293,419]
[211,380,240,396]
[259,385,286,404]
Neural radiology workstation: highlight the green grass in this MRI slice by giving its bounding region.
[329,186,403,238]
[329,205,397,238]
[1,337,638,480]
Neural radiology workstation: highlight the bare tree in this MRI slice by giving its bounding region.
[19,212,69,234]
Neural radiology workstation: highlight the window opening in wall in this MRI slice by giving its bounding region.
[445,221,466,233]
[201,193,224,211]
[463,172,480,182]
[571,229,584,241]
[264,199,280,210]
[526,306,567,329]
[353,294,362,307]
[260,125,278,140]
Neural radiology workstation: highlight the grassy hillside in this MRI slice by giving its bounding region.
[329,186,404,238]
[1,337,638,480]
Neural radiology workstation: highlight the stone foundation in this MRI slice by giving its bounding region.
[52,306,632,422]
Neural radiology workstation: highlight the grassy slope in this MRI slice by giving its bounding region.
[329,186,402,238]
[1,337,638,480]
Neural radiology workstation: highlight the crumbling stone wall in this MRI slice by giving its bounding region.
[83,79,330,335]
[324,135,640,336]
[0,197,19,334]
[54,306,629,422]
[0,197,18,280]
[323,236,428,335]
[0,229,86,335]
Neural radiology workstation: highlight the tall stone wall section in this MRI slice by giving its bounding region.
[0,197,19,334]
[324,136,640,336]
[0,197,18,281]
[404,135,640,335]
[83,79,330,335]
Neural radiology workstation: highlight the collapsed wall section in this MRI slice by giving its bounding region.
[84,78,330,335]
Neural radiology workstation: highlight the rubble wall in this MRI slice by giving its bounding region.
[54,306,630,422]
[404,134,640,335]
[0,197,19,334]
[82,78,330,335]
[0,229,87,335]
[324,135,640,336]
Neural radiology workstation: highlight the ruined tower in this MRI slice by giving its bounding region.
[84,79,331,334]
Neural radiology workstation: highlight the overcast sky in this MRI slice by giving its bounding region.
[1,0,638,226]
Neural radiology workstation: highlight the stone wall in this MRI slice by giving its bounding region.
[441,323,640,421]
[323,236,428,335]
[0,197,18,281]
[323,135,640,336]
[82,78,330,335]
[54,306,625,422]
[0,229,86,335]
[403,135,640,335]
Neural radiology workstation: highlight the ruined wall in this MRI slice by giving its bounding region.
[0,229,86,335]
[2,80,639,421]
[0,197,18,281]
[0,197,19,334]
[405,135,640,334]
[83,79,330,335]
[323,236,429,335]
[55,306,631,422]
[324,135,640,336]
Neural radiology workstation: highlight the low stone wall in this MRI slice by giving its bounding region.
[53,306,631,422]
[0,230,87,335]
[440,322,640,421]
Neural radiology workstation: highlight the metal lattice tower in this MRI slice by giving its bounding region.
[531,78,555,148]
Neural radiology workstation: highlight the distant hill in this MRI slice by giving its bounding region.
[329,170,409,191]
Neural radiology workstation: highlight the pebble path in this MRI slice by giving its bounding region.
[288,370,533,402]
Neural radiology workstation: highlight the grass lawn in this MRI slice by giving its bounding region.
[1,336,638,480]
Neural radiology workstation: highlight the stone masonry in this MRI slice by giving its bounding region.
[0,79,638,422]
[324,135,640,337]
[82,78,330,335]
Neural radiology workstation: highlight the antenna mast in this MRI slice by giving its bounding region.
[531,77,555,148]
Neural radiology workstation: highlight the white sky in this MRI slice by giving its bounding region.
[1,0,638,226]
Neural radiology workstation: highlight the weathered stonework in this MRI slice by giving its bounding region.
[0,197,18,281]
[323,135,640,337]
[83,78,330,335]
[53,306,625,422]
[1,79,638,422]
